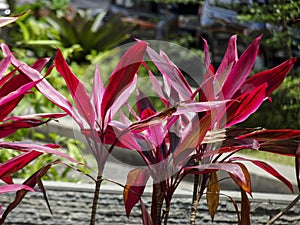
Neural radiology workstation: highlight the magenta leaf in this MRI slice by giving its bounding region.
[101,41,147,123]
[55,48,96,127]
[221,35,262,99]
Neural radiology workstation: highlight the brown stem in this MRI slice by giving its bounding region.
[151,183,164,225]
[163,198,171,225]
[90,174,103,225]
[266,193,300,225]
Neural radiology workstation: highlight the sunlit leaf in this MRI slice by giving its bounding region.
[101,41,147,122]
[55,48,96,127]
[222,35,262,99]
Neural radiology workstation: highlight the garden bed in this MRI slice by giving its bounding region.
[1,181,300,224]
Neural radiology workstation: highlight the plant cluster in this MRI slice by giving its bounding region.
[0,15,300,225]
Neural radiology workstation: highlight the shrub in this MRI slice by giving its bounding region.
[0,15,299,225]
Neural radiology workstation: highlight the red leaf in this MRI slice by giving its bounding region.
[259,140,299,156]
[231,157,293,192]
[1,176,13,184]
[223,83,267,127]
[237,129,300,141]
[124,168,150,217]
[0,151,42,179]
[222,35,262,99]
[101,41,147,121]
[0,161,59,224]
[236,58,296,97]
[295,144,300,191]
[0,43,83,127]
[55,48,96,127]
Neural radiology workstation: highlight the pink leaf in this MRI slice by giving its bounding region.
[174,100,228,115]
[222,35,262,99]
[202,37,211,70]
[0,184,35,194]
[216,35,238,78]
[140,201,153,225]
[186,162,250,193]
[0,113,65,138]
[0,142,78,164]
[55,48,96,127]
[90,65,104,120]
[0,15,20,28]
[0,56,11,79]
[146,46,193,101]
[101,41,147,123]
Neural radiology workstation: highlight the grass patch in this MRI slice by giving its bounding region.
[239,149,295,167]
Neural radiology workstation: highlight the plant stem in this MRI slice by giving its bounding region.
[90,174,103,225]
[163,199,171,225]
[266,193,300,225]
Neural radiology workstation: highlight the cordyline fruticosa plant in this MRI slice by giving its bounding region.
[0,14,300,225]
